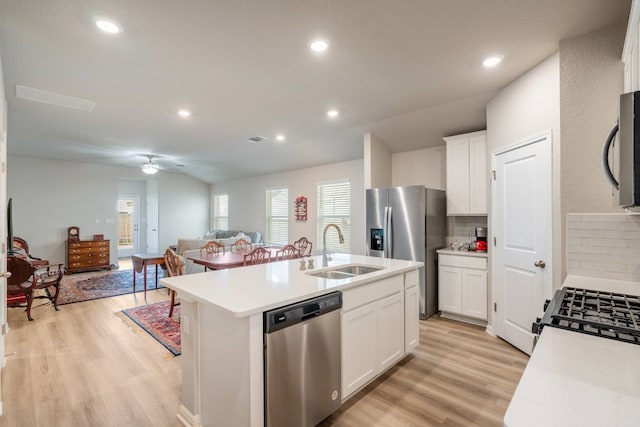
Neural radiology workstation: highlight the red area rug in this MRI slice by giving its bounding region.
[56,268,167,305]
[120,301,181,356]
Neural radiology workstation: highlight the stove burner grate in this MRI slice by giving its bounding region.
[547,287,640,345]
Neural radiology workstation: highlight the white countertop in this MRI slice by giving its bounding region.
[160,253,422,317]
[504,275,640,427]
[436,248,488,258]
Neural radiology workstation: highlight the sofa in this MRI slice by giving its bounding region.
[176,230,263,274]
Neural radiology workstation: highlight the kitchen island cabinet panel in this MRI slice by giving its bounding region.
[341,302,378,398]
[404,285,419,352]
[377,291,404,371]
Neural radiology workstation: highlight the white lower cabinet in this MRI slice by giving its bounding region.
[342,271,418,400]
[377,292,404,371]
[404,285,419,352]
[462,268,488,319]
[438,253,488,323]
[341,302,378,397]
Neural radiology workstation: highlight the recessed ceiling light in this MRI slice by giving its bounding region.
[276,134,286,142]
[327,109,339,118]
[177,109,192,118]
[482,55,503,68]
[95,18,123,34]
[309,38,329,53]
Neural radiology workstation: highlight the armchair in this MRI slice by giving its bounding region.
[7,256,63,321]
[12,236,49,267]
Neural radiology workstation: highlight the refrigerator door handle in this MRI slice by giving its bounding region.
[385,206,393,258]
[382,206,388,258]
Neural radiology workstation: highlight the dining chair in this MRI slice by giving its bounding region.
[164,248,183,318]
[277,244,300,261]
[201,240,225,256]
[293,237,313,256]
[243,246,271,266]
[231,239,250,252]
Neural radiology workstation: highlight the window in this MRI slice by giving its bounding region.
[212,194,229,230]
[317,180,351,252]
[265,188,289,245]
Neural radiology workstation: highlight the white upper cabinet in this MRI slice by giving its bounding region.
[444,130,487,216]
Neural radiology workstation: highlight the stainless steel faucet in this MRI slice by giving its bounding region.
[322,223,344,265]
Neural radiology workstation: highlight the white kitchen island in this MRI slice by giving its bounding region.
[160,253,422,427]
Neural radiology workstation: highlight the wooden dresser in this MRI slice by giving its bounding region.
[66,239,111,274]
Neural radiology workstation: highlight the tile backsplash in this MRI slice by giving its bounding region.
[446,216,487,247]
[567,213,640,281]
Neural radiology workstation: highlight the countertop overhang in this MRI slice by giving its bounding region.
[160,253,422,317]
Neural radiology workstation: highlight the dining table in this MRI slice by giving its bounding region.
[187,247,286,271]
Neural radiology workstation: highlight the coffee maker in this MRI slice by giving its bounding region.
[475,227,487,252]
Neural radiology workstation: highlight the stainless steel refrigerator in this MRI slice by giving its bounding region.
[366,186,446,319]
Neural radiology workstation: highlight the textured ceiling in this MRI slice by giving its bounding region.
[0,0,631,183]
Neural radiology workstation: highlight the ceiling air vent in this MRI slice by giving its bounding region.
[248,136,267,143]
[16,85,96,112]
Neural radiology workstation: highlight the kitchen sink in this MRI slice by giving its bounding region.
[307,264,384,280]
[332,265,383,275]
[306,270,356,280]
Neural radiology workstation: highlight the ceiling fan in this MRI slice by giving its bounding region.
[141,155,160,175]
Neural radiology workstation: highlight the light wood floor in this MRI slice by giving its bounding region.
[1,286,528,427]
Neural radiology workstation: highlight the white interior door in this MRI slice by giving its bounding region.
[492,133,552,355]
[117,195,139,258]
[147,193,159,253]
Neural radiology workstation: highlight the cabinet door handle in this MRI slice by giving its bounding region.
[534,260,546,269]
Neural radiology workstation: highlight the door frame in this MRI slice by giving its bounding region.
[491,131,553,350]
[117,194,140,258]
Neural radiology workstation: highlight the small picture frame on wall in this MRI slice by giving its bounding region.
[94,234,104,241]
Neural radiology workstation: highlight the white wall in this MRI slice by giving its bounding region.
[559,24,626,279]
[364,133,392,189]
[392,145,446,189]
[8,156,210,265]
[487,53,561,286]
[158,172,210,250]
[560,25,625,215]
[486,53,561,325]
[212,159,366,255]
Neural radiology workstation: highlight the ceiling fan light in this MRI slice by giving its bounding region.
[142,162,159,175]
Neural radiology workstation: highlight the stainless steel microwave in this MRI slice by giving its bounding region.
[603,91,640,209]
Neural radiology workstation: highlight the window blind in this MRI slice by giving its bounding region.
[265,188,289,245]
[317,181,351,252]
[212,194,229,230]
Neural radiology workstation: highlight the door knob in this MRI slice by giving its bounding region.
[534,260,546,268]
[0,272,12,278]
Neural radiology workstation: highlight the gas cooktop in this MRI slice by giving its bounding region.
[532,287,640,345]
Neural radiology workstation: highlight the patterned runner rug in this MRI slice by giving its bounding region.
[119,301,181,356]
[56,268,167,305]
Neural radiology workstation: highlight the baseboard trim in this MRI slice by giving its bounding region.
[485,324,495,336]
[440,311,487,328]
[177,405,201,427]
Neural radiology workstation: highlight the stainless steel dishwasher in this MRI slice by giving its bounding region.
[264,291,342,427]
